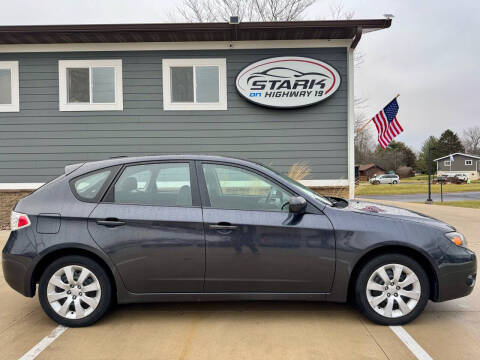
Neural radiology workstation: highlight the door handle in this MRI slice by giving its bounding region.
[96,218,126,227]
[209,223,238,230]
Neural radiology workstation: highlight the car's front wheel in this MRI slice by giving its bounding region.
[355,253,429,325]
[38,255,112,327]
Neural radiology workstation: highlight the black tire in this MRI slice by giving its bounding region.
[393,180,398,184]
[38,255,112,327]
[354,253,429,325]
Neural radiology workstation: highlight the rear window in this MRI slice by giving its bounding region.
[72,168,113,201]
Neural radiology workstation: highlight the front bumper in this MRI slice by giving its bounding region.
[435,245,476,302]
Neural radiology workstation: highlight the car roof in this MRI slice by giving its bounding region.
[68,154,269,176]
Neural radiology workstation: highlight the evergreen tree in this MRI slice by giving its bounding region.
[437,129,465,156]
[417,136,440,174]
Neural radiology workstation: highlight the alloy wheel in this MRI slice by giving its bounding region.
[366,263,421,318]
[46,265,102,320]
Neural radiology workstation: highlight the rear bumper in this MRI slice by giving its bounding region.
[435,246,476,302]
[2,231,36,297]
[2,254,34,296]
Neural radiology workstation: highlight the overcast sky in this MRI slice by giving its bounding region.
[1,0,478,151]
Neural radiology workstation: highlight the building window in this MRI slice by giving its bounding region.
[59,60,123,111]
[444,160,451,166]
[162,58,227,110]
[465,160,473,166]
[0,61,19,112]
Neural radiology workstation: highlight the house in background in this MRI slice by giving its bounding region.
[357,163,386,181]
[434,153,480,180]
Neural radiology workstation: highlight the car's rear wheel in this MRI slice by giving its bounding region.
[355,253,429,325]
[38,255,112,327]
[393,180,398,184]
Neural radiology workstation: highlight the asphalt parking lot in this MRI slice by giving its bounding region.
[1,201,479,360]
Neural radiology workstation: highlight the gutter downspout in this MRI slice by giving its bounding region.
[229,22,238,47]
[350,26,362,49]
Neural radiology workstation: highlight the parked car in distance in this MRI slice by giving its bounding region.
[454,174,468,182]
[435,175,449,183]
[446,175,467,184]
[3,155,476,327]
[369,174,400,185]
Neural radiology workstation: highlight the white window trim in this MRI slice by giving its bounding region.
[0,61,20,112]
[465,160,473,165]
[162,58,227,111]
[0,40,352,53]
[58,59,123,111]
[444,160,451,166]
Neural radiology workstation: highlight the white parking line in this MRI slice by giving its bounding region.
[19,325,68,360]
[390,326,433,360]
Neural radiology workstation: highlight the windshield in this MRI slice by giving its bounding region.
[259,164,333,206]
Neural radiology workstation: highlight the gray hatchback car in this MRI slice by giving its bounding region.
[2,155,476,327]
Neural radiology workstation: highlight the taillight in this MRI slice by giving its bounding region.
[10,211,31,231]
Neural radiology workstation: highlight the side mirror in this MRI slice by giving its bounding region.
[289,196,307,214]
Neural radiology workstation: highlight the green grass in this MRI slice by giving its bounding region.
[434,201,480,209]
[400,175,429,182]
[355,182,480,196]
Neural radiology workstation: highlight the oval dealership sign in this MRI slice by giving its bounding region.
[236,56,341,109]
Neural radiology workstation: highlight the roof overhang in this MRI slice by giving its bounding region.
[0,19,391,48]
[357,164,385,171]
[433,153,480,162]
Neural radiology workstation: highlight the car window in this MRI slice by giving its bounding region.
[72,169,112,201]
[114,163,192,206]
[202,163,292,212]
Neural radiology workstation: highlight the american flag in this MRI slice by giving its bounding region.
[372,98,403,149]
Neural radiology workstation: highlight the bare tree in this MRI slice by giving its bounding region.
[329,2,354,21]
[326,2,364,68]
[354,112,375,164]
[176,0,316,22]
[462,126,480,155]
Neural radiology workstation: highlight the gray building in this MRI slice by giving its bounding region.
[0,20,391,199]
[434,153,480,180]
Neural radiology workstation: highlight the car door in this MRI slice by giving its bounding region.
[198,161,335,293]
[88,161,205,293]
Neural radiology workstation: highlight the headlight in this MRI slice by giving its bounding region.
[445,232,467,247]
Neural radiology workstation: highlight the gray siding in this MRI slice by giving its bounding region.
[437,155,479,172]
[0,48,348,183]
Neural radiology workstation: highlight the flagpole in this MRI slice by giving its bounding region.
[355,94,400,136]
